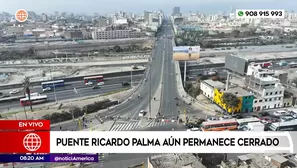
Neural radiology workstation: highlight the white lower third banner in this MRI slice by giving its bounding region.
[50,131,296,153]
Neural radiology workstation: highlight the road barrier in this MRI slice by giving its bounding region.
[0,95,25,103]
[0,69,145,90]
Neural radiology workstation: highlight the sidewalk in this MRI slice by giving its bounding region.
[174,62,218,116]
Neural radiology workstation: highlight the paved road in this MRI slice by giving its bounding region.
[160,22,207,120]
[50,24,166,131]
[0,80,141,112]
[0,75,142,96]
[96,27,166,119]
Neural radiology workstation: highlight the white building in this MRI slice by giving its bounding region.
[246,62,274,76]
[200,80,225,100]
[246,74,285,111]
[114,19,128,25]
[91,30,143,40]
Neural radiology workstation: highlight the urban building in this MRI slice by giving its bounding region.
[148,153,206,168]
[42,13,48,22]
[5,26,24,36]
[63,31,83,39]
[31,28,46,36]
[172,6,181,16]
[220,153,292,168]
[246,75,285,111]
[91,29,143,40]
[200,79,225,100]
[213,87,253,113]
[27,11,37,20]
[144,11,152,23]
[96,17,108,27]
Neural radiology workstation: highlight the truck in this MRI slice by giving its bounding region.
[245,122,265,131]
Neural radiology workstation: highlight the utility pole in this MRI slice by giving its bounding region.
[50,69,58,103]
[130,70,133,87]
[149,53,152,118]
[23,106,28,120]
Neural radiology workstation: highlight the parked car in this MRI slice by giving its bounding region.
[258,112,270,117]
[220,115,232,120]
[42,87,51,92]
[273,110,289,116]
[206,116,219,121]
[280,116,294,122]
[232,114,243,119]
[9,89,20,94]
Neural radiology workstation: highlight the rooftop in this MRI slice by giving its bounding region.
[202,79,225,89]
[221,153,278,168]
[224,87,254,97]
[257,75,280,82]
[149,153,206,168]
[269,154,289,163]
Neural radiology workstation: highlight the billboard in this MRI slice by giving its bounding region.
[225,55,248,75]
[173,46,200,61]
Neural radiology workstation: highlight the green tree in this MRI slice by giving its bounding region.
[241,23,249,27]
[221,93,240,115]
[188,87,200,98]
[22,77,33,112]
[113,45,122,52]
[230,30,240,38]
[184,83,193,92]
[27,47,35,55]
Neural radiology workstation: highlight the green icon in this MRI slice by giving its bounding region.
[238,11,244,16]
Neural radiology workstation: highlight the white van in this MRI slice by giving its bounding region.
[273,110,288,116]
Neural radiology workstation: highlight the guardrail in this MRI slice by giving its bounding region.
[0,69,145,90]
[0,95,25,102]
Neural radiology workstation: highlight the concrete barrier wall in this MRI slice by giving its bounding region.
[0,69,145,90]
[0,38,152,52]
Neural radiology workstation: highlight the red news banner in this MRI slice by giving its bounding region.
[0,120,50,153]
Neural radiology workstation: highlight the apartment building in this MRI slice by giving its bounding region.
[200,79,225,100]
[245,61,293,111]
[246,75,285,111]
[91,30,143,40]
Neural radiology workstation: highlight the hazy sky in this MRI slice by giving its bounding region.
[1,0,297,15]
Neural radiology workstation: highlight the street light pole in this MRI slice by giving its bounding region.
[50,69,58,103]
[149,56,152,118]
[130,70,133,87]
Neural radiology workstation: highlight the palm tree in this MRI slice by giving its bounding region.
[221,93,240,115]
[23,77,33,112]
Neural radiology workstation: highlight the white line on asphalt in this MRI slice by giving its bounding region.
[126,122,135,130]
[115,124,124,131]
[111,124,120,131]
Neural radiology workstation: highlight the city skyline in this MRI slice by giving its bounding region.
[0,0,297,15]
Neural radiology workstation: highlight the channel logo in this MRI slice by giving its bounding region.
[23,133,42,152]
[15,9,28,22]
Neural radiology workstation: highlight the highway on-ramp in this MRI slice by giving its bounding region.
[50,23,167,131]
[160,21,207,119]
[50,20,208,131]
